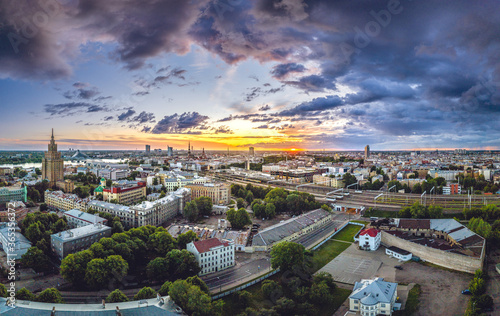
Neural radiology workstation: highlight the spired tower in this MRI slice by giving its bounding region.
[42,129,64,187]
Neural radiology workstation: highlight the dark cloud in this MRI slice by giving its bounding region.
[117,109,136,121]
[271,63,306,79]
[130,111,155,124]
[151,112,209,134]
[284,75,336,92]
[259,104,271,111]
[43,102,107,117]
[213,125,234,134]
[278,95,344,116]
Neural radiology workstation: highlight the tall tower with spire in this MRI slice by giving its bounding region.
[42,129,64,187]
[188,141,191,158]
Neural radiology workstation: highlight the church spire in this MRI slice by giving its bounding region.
[51,128,54,140]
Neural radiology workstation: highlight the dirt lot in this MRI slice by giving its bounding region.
[485,248,500,313]
[395,261,472,316]
[320,243,473,316]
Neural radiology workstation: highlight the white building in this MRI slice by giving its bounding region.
[349,278,399,315]
[0,225,31,260]
[63,209,107,228]
[357,228,381,251]
[186,238,235,276]
[385,246,412,261]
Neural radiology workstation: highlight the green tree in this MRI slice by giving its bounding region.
[186,275,210,294]
[112,221,125,234]
[270,241,305,271]
[25,222,44,243]
[475,294,493,311]
[261,280,282,300]
[37,288,63,303]
[60,250,94,285]
[148,231,176,256]
[183,201,199,222]
[320,204,332,212]
[469,277,486,296]
[105,255,128,284]
[236,198,246,209]
[106,179,113,187]
[146,257,170,281]
[177,230,199,249]
[134,287,156,300]
[265,203,276,219]
[228,208,252,229]
[15,288,34,301]
[158,281,172,296]
[106,289,129,303]
[153,178,159,186]
[85,258,110,288]
[169,280,215,316]
[468,218,492,238]
[195,196,213,216]
[342,173,357,187]
[236,290,252,309]
[21,247,50,273]
[0,284,6,297]
[165,249,201,279]
[427,205,443,219]
[245,191,254,204]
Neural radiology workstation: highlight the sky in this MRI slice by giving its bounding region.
[0,0,499,151]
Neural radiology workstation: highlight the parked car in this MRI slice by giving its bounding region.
[461,289,472,295]
[394,265,403,270]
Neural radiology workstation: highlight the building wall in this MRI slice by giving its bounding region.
[187,242,235,276]
[381,231,483,274]
[0,186,27,204]
[51,226,112,260]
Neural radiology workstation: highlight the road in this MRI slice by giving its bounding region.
[202,254,271,291]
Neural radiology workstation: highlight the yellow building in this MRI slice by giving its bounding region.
[185,183,230,205]
[42,129,64,187]
[56,179,75,193]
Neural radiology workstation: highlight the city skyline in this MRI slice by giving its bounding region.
[1,0,499,151]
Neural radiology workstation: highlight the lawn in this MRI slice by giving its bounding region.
[394,284,421,316]
[331,224,363,242]
[310,239,351,272]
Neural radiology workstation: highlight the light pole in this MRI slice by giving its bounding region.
[217,277,221,293]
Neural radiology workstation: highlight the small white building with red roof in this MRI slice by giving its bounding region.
[358,228,381,251]
[186,237,235,275]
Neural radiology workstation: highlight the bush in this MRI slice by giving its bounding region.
[158,281,172,296]
[106,289,129,303]
[134,287,156,300]
[37,288,63,303]
[15,288,35,301]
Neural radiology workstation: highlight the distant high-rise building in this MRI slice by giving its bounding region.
[249,147,255,156]
[167,146,174,157]
[145,145,151,152]
[42,129,64,187]
[364,145,370,159]
[188,141,192,158]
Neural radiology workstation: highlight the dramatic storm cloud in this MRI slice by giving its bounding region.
[1,0,499,150]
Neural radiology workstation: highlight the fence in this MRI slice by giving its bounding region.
[211,268,280,300]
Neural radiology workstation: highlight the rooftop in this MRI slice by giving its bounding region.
[51,224,111,242]
[64,209,107,223]
[350,278,397,305]
[0,296,182,315]
[191,238,231,253]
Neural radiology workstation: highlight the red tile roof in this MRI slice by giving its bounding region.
[359,228,380,237]
[192,238,229,253]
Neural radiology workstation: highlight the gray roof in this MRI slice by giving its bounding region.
[64,209,106,223]
[51,224,111,242]
[430,219,477,242]
[252,209,331,247]
[0,297,182,315]
[350,278,397,305]
[87,200,132,214]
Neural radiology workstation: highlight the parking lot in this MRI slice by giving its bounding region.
[318,243,472,316]
[317,243,399,285]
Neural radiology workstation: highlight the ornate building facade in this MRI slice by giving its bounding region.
[42,129,64,187]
